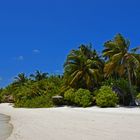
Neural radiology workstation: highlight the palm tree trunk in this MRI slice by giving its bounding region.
[127,65,136,106]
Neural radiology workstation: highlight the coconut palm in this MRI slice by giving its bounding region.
[131,53,140,87]
[14,73,28,85]
[30,70,48,81]
[103,34,140,104]
[64,44,104,90]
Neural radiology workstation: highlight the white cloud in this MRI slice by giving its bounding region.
[18,56,24,61]
[13,55,24,61]
[33,49,40,54]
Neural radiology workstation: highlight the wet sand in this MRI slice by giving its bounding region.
[0,114,13,140]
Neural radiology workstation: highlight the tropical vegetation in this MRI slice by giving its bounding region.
[64,88,92,107]
[96,86,119,107]
[0,33,140,108]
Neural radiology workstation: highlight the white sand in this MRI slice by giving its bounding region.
[0,103,140,140]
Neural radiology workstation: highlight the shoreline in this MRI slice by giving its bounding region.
[0,113,13,140]
[6,115,13,140]
[0,103,140,140]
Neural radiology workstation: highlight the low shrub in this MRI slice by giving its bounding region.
[0,94,2,103]
[14,95,54,108]
[102,78,136,106]
[96,86,119,107]
[136,93,140,100]
[0,89,2,103]
[74,89,92,107]
[64,88,75,105]
[64,88,92,107]
[13,78,62,108]
[0,86,15,103]
[136,93,140,106]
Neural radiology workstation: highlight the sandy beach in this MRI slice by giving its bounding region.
[0,103,140,140]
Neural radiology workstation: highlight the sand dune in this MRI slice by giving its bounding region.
[0,103,140,140]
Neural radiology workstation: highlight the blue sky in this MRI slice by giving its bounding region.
[0,0,140,87]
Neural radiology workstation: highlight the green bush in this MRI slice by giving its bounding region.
[13,82,58,108]
[0,94,2,103]
[136,93,140,100]
[12,77,63,108]
[0,74,64,108]
[102,78,136,105]
[64,88,92,107]
[136,93,140,106]
[0,85,15,103]
[0,89,2,102]
[74,89,92,107]
[64,88,75,105]
[15,95,54,108]
[96,86,119,107]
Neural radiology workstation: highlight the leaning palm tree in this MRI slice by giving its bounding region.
[64,44,104,91]
[103,34,140,104]
[14,73,28,85]
[30,70,48,81]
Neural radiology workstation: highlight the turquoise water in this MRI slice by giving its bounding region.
[0,114,13,140]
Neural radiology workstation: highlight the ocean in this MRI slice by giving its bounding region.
[0,114,13,140]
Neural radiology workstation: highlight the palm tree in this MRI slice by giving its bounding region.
[14,73,28,85]
[30,70,48,81]
[103,34,140,105]
[64,44,104,91]
[131,52,140,87]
